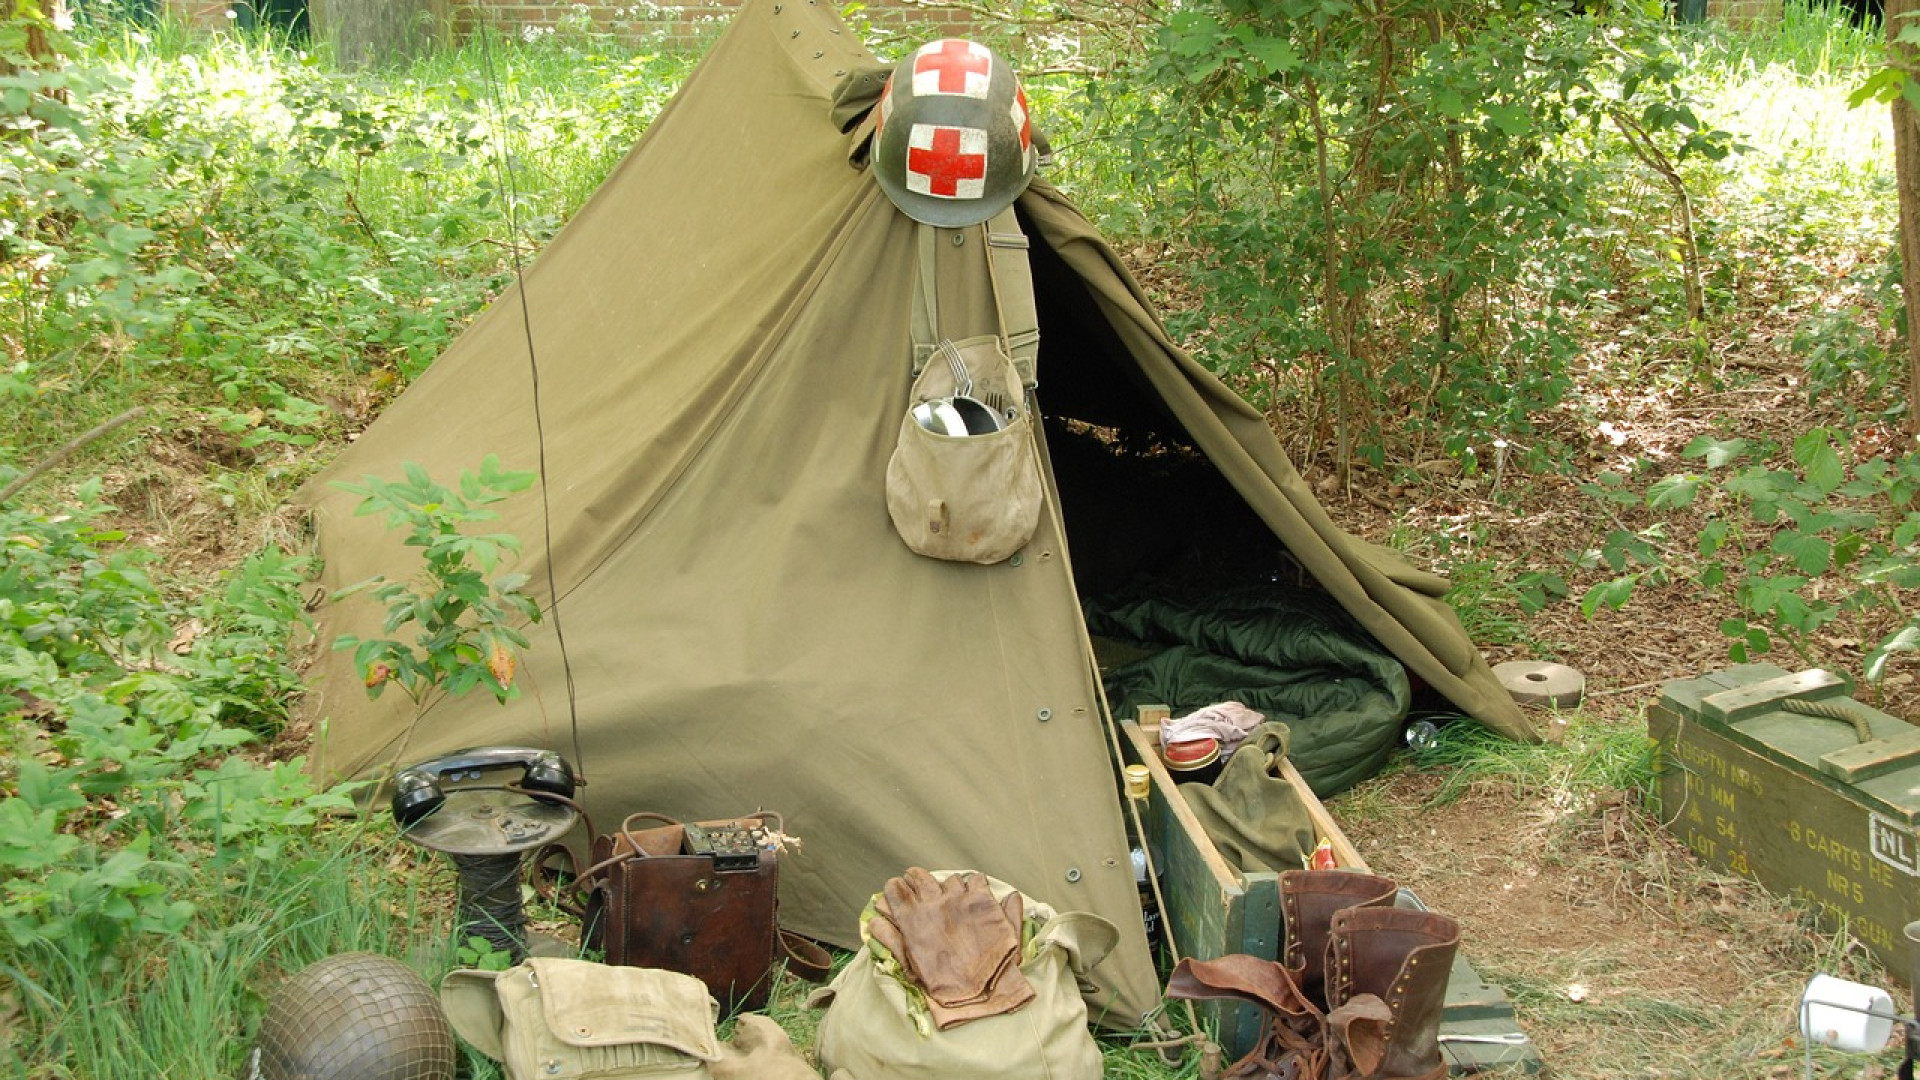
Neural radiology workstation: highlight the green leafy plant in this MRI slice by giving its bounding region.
[331,456,541,705]
[0,485,355,975]
[3,17,692,479]
[456,932,517,972]
[1576,432,1920,692]
[1096,0,1735,475]
[1843,6,1920,112]
[1789,255,1906,425]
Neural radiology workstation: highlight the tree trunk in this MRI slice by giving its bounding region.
[310,0,448,69]
[0,0,64,76]
[1892,0,1920,440]
[1,0,69,107]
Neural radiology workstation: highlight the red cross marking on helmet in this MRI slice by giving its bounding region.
[907,125,988,199]
[913,39,991,98]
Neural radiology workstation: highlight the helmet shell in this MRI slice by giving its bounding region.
[872,39,1036,227]
[245,952,456,1080]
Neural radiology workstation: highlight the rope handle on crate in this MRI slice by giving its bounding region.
[1781,697,1881,743]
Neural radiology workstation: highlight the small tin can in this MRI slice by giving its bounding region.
[1162,737,1223,786]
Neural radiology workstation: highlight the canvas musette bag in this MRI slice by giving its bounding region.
[883,211,1045,565]
[885,334,1043,564]
[808,872,1116,1080]
[441,959,723,1080]
[442,959,820,1080]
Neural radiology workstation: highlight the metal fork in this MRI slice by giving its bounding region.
[939,339,1020,422]
[939,340,972,398]
[957,341,1023,420]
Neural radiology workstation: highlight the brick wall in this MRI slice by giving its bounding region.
[444,2,979,47]
[163,0,980,45]
[1705,0,1783,24]
[165,0,237,27]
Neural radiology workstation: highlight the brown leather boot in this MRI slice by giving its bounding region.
[1165,954,1326,1080]
[1322,905,1461,1080]
[1278,869,1398,1009]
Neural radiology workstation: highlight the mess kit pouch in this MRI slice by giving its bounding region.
[441,958,722,1080]
[884,210,1045,566]
[580,812,785,1012]
[884,334,1043,565]
[809,873,1117,1080]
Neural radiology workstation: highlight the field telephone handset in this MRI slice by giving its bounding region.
[390,746,577,828]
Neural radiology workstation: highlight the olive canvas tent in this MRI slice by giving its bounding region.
[296,0,1535,1026]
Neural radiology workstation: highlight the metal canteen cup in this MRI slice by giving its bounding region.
[912,396,1004,436]
[948,394,1005,434]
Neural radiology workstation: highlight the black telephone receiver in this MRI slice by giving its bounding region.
[390,746,577,828]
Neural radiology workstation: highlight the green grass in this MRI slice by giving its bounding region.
[377,28,695,227]
[1699,0,1886,79]
[1330,711,1660,827]
[3,821,441,1078]
[1419,713,1659,805]
[1691,2,1896,257]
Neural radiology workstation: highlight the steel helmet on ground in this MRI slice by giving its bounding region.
[245,952,456,1080]
[871,38,1036,227]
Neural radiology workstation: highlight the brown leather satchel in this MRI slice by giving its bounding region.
[578,811,829,1012]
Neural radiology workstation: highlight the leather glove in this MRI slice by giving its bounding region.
[868,868,1035,1027]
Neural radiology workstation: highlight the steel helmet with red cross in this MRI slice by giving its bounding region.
[871,38,1036,228]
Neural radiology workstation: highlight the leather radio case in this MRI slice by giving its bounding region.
[581,812,792,1012]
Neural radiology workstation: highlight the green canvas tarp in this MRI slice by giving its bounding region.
[296,0,1535,1027]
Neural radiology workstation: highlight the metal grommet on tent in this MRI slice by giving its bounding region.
[1037,708,1052,722]
[1065,867,1081,883]
[951,233,965,247]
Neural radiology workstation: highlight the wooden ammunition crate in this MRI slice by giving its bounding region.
[1120,712,1540,1073]
[1649,665,1920,976]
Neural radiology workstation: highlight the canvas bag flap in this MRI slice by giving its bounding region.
[709,1015,822,1080]
[443,959,722,1080]
[442,968,510,1060]
[809,873,1116,1080]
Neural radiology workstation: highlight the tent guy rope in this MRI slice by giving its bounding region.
[475,21,587,786]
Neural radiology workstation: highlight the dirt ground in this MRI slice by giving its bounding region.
[1314,454,1918,1079]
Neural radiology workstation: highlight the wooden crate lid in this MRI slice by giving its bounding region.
[1659,665,1920,820]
